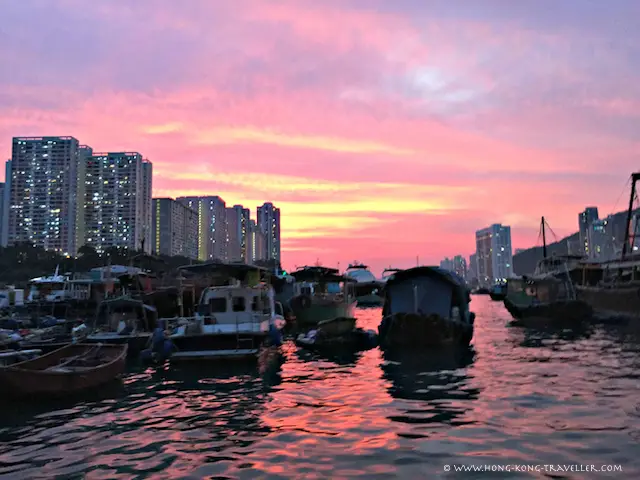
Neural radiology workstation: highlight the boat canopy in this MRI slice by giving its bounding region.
[291,266,355,283]
[384,266,469,318]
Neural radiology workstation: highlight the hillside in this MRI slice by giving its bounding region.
[513,232,579,275]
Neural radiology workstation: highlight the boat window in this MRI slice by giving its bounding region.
[251,296,261,312]
[209,297,227,313]
[232,296,246,312]
[261,294,271,314]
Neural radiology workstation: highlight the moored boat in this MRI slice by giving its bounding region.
[295,317,378,352]
[288,266,357,326]
[504,217,593,326]
[378,266,475,348]
[0,343,127,397]
[344,263,384,307]
[489,283,507,301]
[168,263,285,361]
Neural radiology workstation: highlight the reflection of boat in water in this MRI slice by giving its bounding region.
[344,262,384,307]
[380,347,478,427]
[379,267,474,348]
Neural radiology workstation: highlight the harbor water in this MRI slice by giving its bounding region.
[1,296,639,478]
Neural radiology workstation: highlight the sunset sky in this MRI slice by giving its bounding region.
[1,0,638,273]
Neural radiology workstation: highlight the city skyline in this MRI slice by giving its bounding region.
[1,1,639,272]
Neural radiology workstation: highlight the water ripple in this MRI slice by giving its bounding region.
[0,297,639,478]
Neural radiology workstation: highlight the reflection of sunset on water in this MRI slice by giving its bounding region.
[0,298,639,477]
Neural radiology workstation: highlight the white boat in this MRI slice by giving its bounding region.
[345,263,384,307]
[169,282,285,361]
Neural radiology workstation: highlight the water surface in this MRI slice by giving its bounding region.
[1,297,639,478]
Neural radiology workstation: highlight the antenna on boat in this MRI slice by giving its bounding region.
[621,173,640,263]
[541,216,547,259]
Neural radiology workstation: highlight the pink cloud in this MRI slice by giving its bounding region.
[1,0,639,273]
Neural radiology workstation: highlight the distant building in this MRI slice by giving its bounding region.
[226,205,251,263]
[257,202,281,263]
[177,196,227,261]
[1,160,9,247]
[141,160,153,253]
[578,207,599,256]
[8,136,85,255]
[84,152,151,253]
[152,198,198,259]
[439,257,454,271]
[248,219,266,263]
[467,253,478,283]
[0,181,4,246]
[587,218,612,260]
[452,255,467,279]
[475,223,513,286]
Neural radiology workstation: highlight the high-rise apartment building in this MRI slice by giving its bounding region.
[226,205,250,263]
[257,202,281,263]
[177,196,227,261]
[248,219,266,263]
[467,253,477,282]
[452,255,467,279]
[439,257,454,271]
[1,160,10,247]
[8,136,85,255]
[475,223,513,286]
[84,152,151,253]
[578,207,599,256]
[152,198,198,259]
[141,160,153,253]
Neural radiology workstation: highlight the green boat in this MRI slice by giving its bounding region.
[288,266,358,326]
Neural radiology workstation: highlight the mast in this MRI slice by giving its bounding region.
[621,173,640,261]
[541,216,547,259]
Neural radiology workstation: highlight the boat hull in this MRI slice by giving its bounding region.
[378,313,474,348]
[576,285,640,321]
[504,296,593,325]
[169,333,268,361]
[0,343,127,397]
[85,333,151,358]
[355,294,384,307]
[291,300,358,326]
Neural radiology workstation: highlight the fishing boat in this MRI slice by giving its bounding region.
[344,263,384,307]
[504,217,593,325]
[378,266,475,348]
[168,262,285,361]
[85,296,157,356]
[288,266,357,326]
[0,343,127,397]
[573,173,640,321]
[489,282,507,301]
[295,317,378,352]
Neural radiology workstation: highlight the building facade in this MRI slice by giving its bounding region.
[248,219,266,263]
[226,205,251,263]
[84,152,151,253]
[152,198,198,259]
[8,136,84,255]
[452,255,467,279]
[257,202,281,264]
[141,160,153,253]
[177,196,227,261]
[1,160,10,247]
[475,223,513,286]
[578,207,599,256]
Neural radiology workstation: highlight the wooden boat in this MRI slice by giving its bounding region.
[0,343,127,397]
[504,217,593,326]
[295,317,378,352]
[288,266,357,326]
[378,266,475,348]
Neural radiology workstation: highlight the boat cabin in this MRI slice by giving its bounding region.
[507,276,572,305]
[290,266,355,298]
[93,296,156,334]
[383,267,472,323]
[195,283,276,327]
